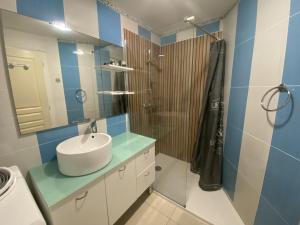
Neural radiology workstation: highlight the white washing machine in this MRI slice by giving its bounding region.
[0,166,46,225]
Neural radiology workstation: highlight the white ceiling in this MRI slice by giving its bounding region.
[113,0,237,35]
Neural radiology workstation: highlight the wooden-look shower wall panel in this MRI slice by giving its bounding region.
[125,29,222,162]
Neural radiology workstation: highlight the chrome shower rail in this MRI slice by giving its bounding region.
[260,83,292,112]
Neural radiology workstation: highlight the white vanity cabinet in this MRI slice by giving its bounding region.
[50,178,108,225]
[105,146,155,225]
[105,159,137,225]
[36,145,156,225]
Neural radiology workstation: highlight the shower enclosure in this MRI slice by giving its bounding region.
[124,29,221,206]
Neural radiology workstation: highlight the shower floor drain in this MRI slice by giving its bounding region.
[155,165,162,171]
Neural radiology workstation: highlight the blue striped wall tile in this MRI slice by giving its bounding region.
[282,14,300,85]
[16,0,64,22]
[224,125,243,168]
[223,158,237,200]
[223,0,257,200]
[107,121,126,137]
[60,67,82,89]
[235,0,258,45]
[138,26,151,40]
[97,2,122,46]
[255,147,300,225]
[160,33,176,46]
[290,0,300,15]
[196,21,220,36]
[107,114,126,125]
[226,87,249,129]
[106,114,127,137]
[230,39,255,87]
[39,139,64,163]
[254,195,289,225]
[58,42,84,123]
[271,87,299,160]
[37,125,78,144]
[37,125,78,163]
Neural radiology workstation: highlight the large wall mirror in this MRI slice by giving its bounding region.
[1,10,130,135]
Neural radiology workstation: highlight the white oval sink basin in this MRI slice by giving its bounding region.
[56,133,112,176]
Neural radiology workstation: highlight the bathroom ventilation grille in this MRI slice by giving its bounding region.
[0,167,15,198]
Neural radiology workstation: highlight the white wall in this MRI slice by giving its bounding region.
[221,5,238,138]
[63,0,99,38]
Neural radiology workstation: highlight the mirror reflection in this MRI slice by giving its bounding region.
[1,10,129,135]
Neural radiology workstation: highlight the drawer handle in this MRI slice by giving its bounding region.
[144,150,150,155]
[75,191,88,201]
[119,165,126,172]
[144,171,150,177]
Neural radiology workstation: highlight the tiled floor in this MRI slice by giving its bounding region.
[124,192,210,225]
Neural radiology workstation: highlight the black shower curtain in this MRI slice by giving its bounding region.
[191,40,226,191]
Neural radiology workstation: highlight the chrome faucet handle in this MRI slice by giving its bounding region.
[90,120,98,133]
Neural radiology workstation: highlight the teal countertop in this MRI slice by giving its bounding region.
[29,132,155,208]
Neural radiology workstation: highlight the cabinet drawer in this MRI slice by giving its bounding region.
[105,159,137,225]
[136,146,155,175]
[137,163,155,197]
[51,178,108,225]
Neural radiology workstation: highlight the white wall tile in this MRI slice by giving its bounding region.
[96,119,107,133]
[176,28,195,42]
[76,43,99,120]
[63,0,99,38]
[0,0,17,12]
[243,87,278,144]
[233,172,260,225]
[78,122,91,135]
[221,5,238,137]
[0,90,39,156]
[121,14,138,46]
[0,146,42,177]
[256,0,291,34]
[249,20,289,86]
[238,132,270,194]
[151,32,161,46]
[121,15,138,35]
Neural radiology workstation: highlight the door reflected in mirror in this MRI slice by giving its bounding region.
[1,10,128,135]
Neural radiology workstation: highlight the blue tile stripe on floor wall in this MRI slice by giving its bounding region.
[16,0,65,22]
[196,21,220,36]
[106,114,126,137]
[160,33,176,46]
[254,1,300,224]
[138,26,151,40]
[223,0,257,200]
[97,1,122,46]
[58,42,84,124]
[37,125,78,163]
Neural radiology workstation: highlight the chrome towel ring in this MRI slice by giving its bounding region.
[75,88,87,103]
[260,83,291,112]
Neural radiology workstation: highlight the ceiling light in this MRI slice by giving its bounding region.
[184,16,195,22]
[73,49,84,55]
[50,21,72,31]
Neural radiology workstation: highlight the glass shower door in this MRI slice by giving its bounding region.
[124,29,190,206]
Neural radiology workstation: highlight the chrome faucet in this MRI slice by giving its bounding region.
[90,120,97,133]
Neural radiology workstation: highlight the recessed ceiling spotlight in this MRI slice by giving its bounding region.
[50,21,72,31]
